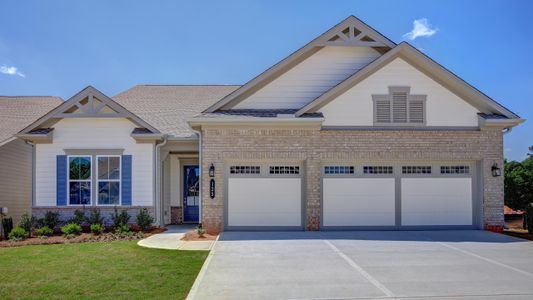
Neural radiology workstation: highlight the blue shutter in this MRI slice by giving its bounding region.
[56,155,67,206]
[121,155,132,206]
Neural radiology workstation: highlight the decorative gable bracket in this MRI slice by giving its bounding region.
[319,24,389,47]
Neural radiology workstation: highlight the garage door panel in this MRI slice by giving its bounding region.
[401,178,472,226]
[323,178,395,226]
[228,178,301,227]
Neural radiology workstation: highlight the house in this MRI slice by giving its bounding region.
[0,96,63,231]
[12,16,524,233]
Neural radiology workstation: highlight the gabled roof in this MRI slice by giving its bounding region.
[113,85,240,138]
[0,96,63,145]
[19,86,160,134]
[203,15,395,113]
[295,42,521,120]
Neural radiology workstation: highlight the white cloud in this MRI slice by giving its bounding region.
[403,18,438,40]
[0,65,25,78]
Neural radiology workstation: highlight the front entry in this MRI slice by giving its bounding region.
[183,165,200,223]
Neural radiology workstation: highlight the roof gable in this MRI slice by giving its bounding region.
[19,86,160,134]
[295,42,520,120]
[203,15,395,113]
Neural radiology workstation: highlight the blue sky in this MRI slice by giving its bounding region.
[1,0,531,160]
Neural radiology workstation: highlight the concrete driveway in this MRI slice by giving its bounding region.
[188,231,533,300]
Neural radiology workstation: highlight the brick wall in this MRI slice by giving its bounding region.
[170,206,183,224]
[200,125,504,233]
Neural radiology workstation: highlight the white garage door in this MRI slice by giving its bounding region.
[322,163,475,229]
[227,165,302,228]
[323,178,395,226]
[401,178,472,226]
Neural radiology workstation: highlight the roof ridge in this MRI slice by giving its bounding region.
[136,84,242,87]
[0,95,63,99]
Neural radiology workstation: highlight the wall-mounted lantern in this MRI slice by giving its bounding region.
[209,163,215,177]
[491,163,501,177]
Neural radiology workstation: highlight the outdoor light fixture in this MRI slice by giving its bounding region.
[209,163,215,177]
[491,163,501,177]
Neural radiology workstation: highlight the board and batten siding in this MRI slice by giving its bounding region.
[35,118,154,207]
[234,46,381,109]
[0,139,32,225]
[320,58,480,127]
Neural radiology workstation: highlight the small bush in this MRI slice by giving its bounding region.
[87,208,104,226]
[136,208,154,231]
[90,223,104,235]
[35,226,54,237]
[111,208,130,229]
[115,224,130,234]
[67,209,87,225]
[2,217,13,240]
[8,226,28,241]
[40,211,60,230]
[18,213,37,235]
[196,226,206,237]
[61,223,82,237]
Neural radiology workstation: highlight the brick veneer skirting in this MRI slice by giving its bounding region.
[170,206,183,224]
[199,126,504,233]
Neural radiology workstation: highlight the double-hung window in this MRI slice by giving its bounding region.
[97,156,121,205]
[68,156,92,205]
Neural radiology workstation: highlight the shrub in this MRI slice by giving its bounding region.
[67,209,87,225]
[87,208,104,226]
[111,208,130,229]
[196,226,206,237]
[8,226,28,241]
[90,223,104,235]
[2,217,13,240]
[35,226,54,237]
[40,211,60,230]
[61,223,82,237]
[136,208,154,231]
[115,224,131,234]
[18,213,37,235]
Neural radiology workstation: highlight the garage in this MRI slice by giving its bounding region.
[322,163,477,229]
[226,164,303,230]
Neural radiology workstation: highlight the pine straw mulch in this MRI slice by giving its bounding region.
[181,230,218,241]
[0,227,167,248]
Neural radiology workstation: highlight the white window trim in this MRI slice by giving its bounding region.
[67,155,92,206]
[96,155,122,206]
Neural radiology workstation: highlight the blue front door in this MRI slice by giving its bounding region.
[183,165,199,223]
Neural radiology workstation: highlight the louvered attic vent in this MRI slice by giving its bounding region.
[373,87,426,125]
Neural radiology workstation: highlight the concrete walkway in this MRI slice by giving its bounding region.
[137,225,215,251]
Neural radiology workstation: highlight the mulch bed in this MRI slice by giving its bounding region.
[502,229,533,241]
[181,230,218,241]
[0,227,166,248]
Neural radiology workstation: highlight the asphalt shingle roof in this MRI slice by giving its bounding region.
[0,96,63,144]
[113,85,240,138]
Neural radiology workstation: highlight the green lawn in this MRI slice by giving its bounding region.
[0,241,208,300]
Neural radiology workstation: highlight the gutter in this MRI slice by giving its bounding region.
[154,135,168,226]
[187,117,324,127]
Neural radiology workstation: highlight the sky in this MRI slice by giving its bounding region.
[0,0,531,160]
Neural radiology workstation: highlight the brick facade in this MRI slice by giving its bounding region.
[170,206,183,224]
[200,125,504,233]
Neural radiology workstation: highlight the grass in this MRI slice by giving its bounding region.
[0,241,208,300]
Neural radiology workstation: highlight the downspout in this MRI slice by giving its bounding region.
[191,128,203,226]
[154,135,168,227]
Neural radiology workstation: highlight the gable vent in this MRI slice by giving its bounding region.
[375,100,391,123]
[409,100,425,123]
[392,92,408,123]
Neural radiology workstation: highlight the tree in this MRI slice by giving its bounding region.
[504,148,533,212]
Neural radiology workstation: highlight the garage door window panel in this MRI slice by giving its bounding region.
[324,166,355,175]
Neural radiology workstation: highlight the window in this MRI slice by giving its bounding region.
[97,156,121,205]
[324,166,354,174]
[68,156,91,205]
[373,87,426,125]
[230,166,260,174]
[441,165,470,174]
[402,166,432,174]
[363,166,393,174]
[269,166,300,175]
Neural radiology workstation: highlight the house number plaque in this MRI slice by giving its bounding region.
[209,179,215,199]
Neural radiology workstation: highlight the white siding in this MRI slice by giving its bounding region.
[35,118,154,207]
[323,178,395,226]
[321,58,480,127]
[234,46,380,109]
[228,178,301,226]
[401,178,472,226]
